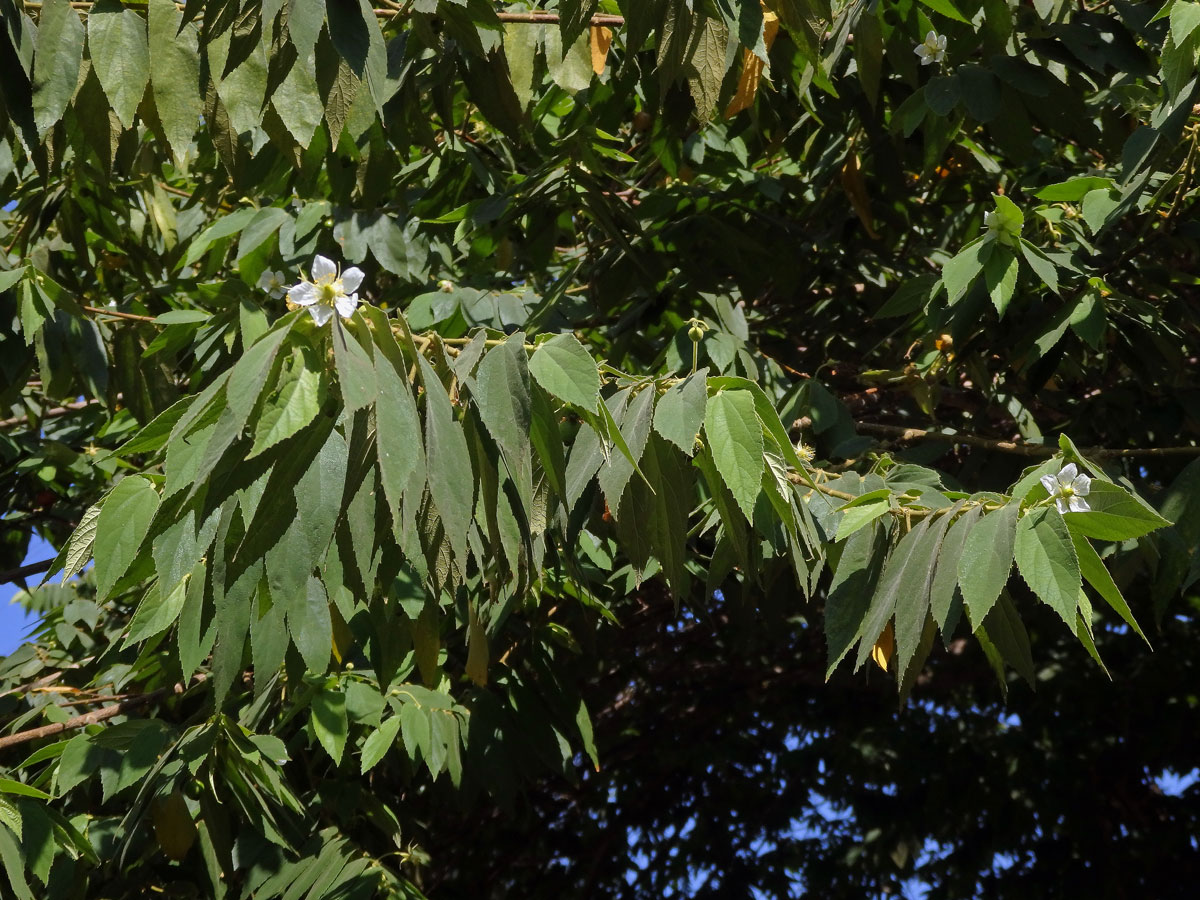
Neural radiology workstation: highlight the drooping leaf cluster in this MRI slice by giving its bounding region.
[1,0,1199,897]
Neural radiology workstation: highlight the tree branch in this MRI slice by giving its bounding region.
[0,678,201,751]
[0,558,54,585]
[855,422,1200,459]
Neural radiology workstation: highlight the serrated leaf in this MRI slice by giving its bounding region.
[1034,176,1114,202]
[598,384,655,518]
[375,353,425,534]
[1063,481,1171,541]
[654,368,707,454]
[958,502,1019,626]
[311,686,348,765]
[88,0,150,128]
[94,476,159,599]
[982,246,1019,316]
[1015,507,1080,629]
[147,0,203,162]
[528,333,600,413]
[418,356,475,567]
[1018,238,1059,294]
[1070,528,1148,644]
[943,237,992,303]
[332,318,377,412]
[703,389,764,520]
[360,717,401,774]
[31,0,85,134]
[250,363,322,458]
[473,335,533,514]
[290,575,333,674]
[929,505,980,641]
[835,490,893,541]
[917,0,971,24]
[58,499,103,583]
[686,14,729,122]
[980,591,1036,687]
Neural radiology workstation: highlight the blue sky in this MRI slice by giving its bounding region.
[0,534,51,656]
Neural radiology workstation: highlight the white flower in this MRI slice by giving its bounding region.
[1040,462,1092,514]
[914,30,947,66]
[257,269,287,299]
[287,254,364,326]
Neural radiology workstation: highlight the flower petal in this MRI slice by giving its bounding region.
[340,267,365,294]
[1040,474,1058,495]
[334,293,359,319]
[1069,496,1091,513]
[926,30,937,43]
[1071,474,1091,496]
[936,35,947,50]
[1059,462,1078,482]
[311,255,337,282]
[288,282,318,306]
[307,303,334,326]
[256,270,276,291]
[1054,496,1070,515]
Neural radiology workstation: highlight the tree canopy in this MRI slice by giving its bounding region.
[1,0,1199,897]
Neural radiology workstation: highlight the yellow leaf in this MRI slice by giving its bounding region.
[589,26,612,76]
[871,621,894,672]
[723,10,780,118]
[151,789,196,861]
[839,152,881,240]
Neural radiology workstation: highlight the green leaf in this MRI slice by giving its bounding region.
[57,499,103,583]
[183,208,258,266]
[874,274,939,319]
[598,384,656,518]
[957,502,1019,626]
[147,0,203,162]
[375,354,425,534]
[332,318,378,412]
[418,355,475,567]
[503,23,539,110]
[125,574,190,645]
[544,25,592,94]
[473,335,534,513]
[893,513,955,685]
[703,389,764,520]
[1015,507,1080,629]
[0,778,51,800]
[686,14,729,122]
[1070,528,1148,644]
[929,505,980,641]
[1063,481,1172,541]
[1081,187,1121,235]
[925,74,960,116]
[87,0,150,128]
[942,237,992,303]
[1171,1,1200,45]
[226,322,291,427]
[528,333,601,413]
[980,591,1036,687]
[825,522,886,676]
[360,716,401,774]
[835,490,893,541]
[1034,176,1114,202]
[31,0,85,134]
[94,476,160,600]
[982,246,1019,316]
[917,0,971,24]
[654,368,708,454]
[311,686,349,765]
[1018,239,1059,294]
[290,575,333,674]
[250,361,323,458]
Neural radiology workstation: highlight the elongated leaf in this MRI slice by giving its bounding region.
[147,0,203,162]
[1015,508,1080,629]
[332,318,378,411]
[958,502,1019,626]
[835,490,893,541]
[32,0,84,134]
[311,686,348,765]
[87,0,150,128]
[825,521,887,676]
[929,505,980,640]
[654,368,707,454]
[360,717,401,774]
[943,237,992,303]
[418,356,475,567]
[375,353,425,534]
[473,335,533,513]
[1070,528,1148,643]
[1063,481,1171,541]
[94,476,159,599]
[703,389,764,519]
[528,333,600,413]
[598,385,656,518]
[250,363,323,458]
[290,575,333,674]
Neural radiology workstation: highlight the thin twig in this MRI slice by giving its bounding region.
[0,558,54,585]
[856,422,1200,459]
[0,678,202,751]
[82,305,157,324]
[0,400,100,430]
